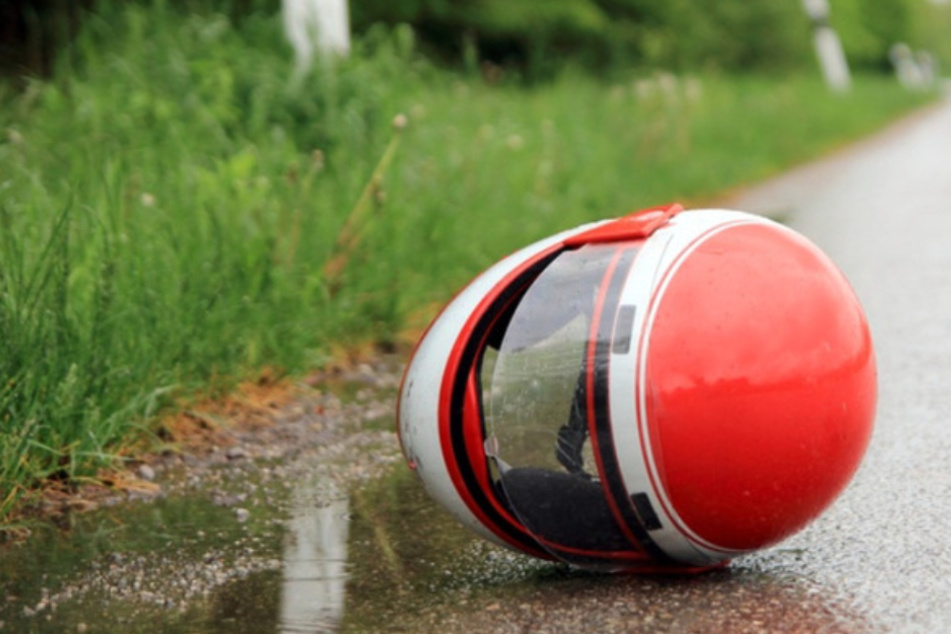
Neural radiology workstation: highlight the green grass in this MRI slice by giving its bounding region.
[0,1,935,525]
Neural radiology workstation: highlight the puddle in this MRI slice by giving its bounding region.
[339,470,873,633]
[0,459,529,634]
[0,465,289,633]
[1,442,872,633]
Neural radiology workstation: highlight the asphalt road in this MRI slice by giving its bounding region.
[726,90,951,633]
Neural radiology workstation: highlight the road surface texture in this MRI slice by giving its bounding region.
[723,91,951,633]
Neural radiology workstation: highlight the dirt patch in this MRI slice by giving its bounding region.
[9,353,407,537]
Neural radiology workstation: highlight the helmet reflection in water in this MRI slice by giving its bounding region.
[398,205,876,572]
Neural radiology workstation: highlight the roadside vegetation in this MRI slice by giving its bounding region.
[0,1,939,527]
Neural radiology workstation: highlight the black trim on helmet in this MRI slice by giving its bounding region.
[448,242,674,563]
[590,246,673,563]
[448,253,561,555]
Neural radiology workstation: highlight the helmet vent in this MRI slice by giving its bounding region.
[612,305,638,354]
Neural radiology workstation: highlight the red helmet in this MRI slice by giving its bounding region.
[398,205,876,572]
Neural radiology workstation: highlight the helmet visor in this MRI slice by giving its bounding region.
[481,243,640,566]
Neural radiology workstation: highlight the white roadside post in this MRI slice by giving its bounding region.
[890,43,926,89]
[282,0,350,82]
[802,0,852,92]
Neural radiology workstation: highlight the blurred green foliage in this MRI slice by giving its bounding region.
[350,0,814,74]
[348,0,950,75]
[5,0,950,80]
[833,0,911,69]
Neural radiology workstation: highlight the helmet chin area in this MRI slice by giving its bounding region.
[398,206,876,572]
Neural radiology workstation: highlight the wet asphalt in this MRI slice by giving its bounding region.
[723,90,951,633]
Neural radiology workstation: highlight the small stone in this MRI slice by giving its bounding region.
[234,508,251,523]
[138,464,156,481]
[77,624,88,633]
[211,491,245,507]
[225,447,246,460]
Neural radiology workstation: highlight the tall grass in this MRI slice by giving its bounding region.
[0,1,933,523]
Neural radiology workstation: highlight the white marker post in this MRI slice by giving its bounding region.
[890,43,925,89]
[802,0,851,92]
[282,0,350,82]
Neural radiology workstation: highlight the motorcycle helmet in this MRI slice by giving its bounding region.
[398,205,876,572]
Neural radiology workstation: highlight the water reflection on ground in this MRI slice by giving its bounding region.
[0,463,354,633]
[1,460,870,633]
[340,468,872,633]
[281,492,349,633]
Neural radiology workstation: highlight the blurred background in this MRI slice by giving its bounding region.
[3,0,951,79]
